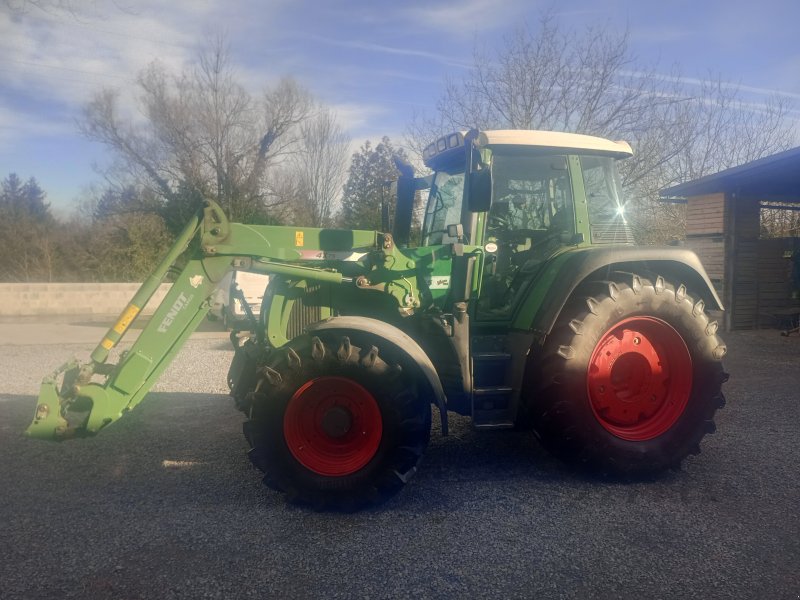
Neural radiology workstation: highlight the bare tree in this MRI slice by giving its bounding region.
[284,108,351,227]
[407,14,689,152]
[408,11,797,243]
[80,37,313,231]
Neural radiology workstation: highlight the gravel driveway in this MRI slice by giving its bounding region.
[0,326,798,599]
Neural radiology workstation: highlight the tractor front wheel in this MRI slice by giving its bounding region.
[532,273,728,475]
[243,333,431,510]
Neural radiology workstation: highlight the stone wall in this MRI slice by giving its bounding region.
[0,283,171,317]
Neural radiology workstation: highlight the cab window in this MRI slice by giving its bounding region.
[580,155,634,244]
[421,171,465,245]
[487,154,574,241]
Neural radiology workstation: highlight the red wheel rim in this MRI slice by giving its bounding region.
[586,317,692,441]
[283,376,382,476]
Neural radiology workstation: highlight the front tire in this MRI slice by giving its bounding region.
[243,332,431,510]
[532,273,728,476]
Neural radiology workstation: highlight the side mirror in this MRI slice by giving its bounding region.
[467,168,492,212]
[463,129,492,213]
[392,175,416,245]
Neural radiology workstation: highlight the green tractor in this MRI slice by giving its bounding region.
[28,129,728,509]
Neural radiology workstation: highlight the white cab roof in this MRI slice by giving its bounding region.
[476,130,633,158]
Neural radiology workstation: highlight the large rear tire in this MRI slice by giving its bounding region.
[532,273,728,476]
[243,332,431,510]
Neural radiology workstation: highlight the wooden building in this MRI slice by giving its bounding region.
[660,147,800,330]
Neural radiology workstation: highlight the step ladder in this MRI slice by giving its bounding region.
[471,351,515,430]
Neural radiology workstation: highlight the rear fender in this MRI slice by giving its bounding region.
[525,246,724,340]
[307,316,448,435]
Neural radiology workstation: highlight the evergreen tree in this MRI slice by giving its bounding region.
[0,173,51,222]
[340,137,408,231]
[0,173,56,281]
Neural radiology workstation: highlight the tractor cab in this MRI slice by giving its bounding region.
[412,129,635,319]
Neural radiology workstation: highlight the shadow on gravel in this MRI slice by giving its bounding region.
[3,391,679,501]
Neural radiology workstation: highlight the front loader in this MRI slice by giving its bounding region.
[28,129,728,509]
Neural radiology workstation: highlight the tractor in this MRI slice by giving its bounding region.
[28,129,728,509]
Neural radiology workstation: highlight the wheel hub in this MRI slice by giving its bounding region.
[587,317,693,441]
[608,352,651,403]
[283,376,382,476]
[321,405,353,438]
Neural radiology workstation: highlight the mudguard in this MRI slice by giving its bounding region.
[307,316,449,435]
[526,246,724,338]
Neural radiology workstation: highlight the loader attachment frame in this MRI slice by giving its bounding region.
[27,203,232,440]
[26,199,394,440]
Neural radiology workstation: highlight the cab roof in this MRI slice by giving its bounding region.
[477,130,633,158]
[422,129,633,170]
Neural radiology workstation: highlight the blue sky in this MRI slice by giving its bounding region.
[2,0,800,211]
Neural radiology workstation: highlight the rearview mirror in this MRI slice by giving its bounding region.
[463,129,492,213]
[392,175,415,245]
[467,168,492,212]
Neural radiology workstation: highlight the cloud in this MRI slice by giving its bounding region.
[0,1,317,150]
[330,102,392,134]
[0,103,73,149]
[619,69,800,101]
[400,0,528,35]
[552,8,610,18]
[0,1,229,140]
[303,35,470,70]
[629,25,697,44]
[0,0,353,128]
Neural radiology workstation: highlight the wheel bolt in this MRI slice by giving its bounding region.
[633,337,641,345]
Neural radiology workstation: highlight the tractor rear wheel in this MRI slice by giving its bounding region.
[243,333,431,510]
[532,273,728,476]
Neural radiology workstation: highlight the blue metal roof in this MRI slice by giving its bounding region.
[660,145,800,201]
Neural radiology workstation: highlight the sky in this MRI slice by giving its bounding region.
[1,0,800,212]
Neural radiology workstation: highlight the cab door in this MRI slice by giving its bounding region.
[476,152,576,321]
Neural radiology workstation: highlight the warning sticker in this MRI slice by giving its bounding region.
[295,231,304,246]
[113,304,140,335]
[297,250,367,261]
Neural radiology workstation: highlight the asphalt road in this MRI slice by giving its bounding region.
[0,323,798,599]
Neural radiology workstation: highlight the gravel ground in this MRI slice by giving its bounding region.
[0,328,798,599]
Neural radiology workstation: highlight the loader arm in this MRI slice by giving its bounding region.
[29,257,229,439]
[27,200,396,441]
